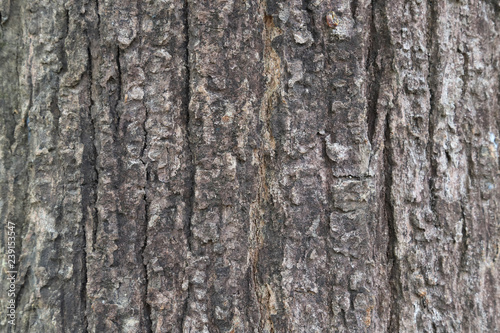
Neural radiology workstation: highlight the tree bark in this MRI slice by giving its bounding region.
[1,0,499,332]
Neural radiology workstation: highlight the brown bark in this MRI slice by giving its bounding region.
[1,0,499,332]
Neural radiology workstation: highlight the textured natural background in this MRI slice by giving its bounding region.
[1,0,499,332]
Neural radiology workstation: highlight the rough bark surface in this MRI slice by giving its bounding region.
[1,0,499,332]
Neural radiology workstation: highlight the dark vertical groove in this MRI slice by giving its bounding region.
[426,0,439,217]
[302,0,316,40]
[95,0,101,39]
[83,46,95,333]
[142,170,152,333]
[458,46,469,102]
[384,111,399,333]
[87,45,99,253]
[351,0,359,19]
[60,9,69,74]
[137,0,152,330]
[181,0,194,330]
[80,199,89,333]
[340,309,348,327]
[82,0,101,329]
[114,47,122,133]
[459,204,469,271]
[486,0,500,15]
[369,2,400,329]
[183,0,194,253]
[366,0,380,145]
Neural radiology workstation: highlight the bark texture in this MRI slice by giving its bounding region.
[1,0,499,332]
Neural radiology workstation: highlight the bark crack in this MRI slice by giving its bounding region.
[84,46,96,333]
[366,0,380,146]
[384,108,399,333]
[138,0,152,324]
[184,0,194,254]
[181,0,195,330]
[87,45,99,253]
[426,0,439,218]
[137,0,152,329]
[459,204,469,272]
[141,170,152,333]
[114,46,122,133]
[60,9,69,75]
[370,3,400,330]
[82,0,101,328]
[458,46,469,102]
[95,0,100,40]
[350,0,359,20]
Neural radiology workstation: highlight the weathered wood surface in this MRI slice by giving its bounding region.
[1,0,499,332]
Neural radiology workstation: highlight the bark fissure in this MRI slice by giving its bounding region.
[142,170,152,333]
[459,204,469,272]
[80,216,89,333]
[458,47,470,101]
[181,0,194,329]
[83,39,97,333]
[139,26,152,333]
[95,0,101,40]
[366,0,380,145]
[87,45,99,256]
[426,0,439,216]
[60,9,69,75]
[183,0,194,253]
[384,111,399,333]
[114,46,122,133]
[302,0,316,39]
[351,0,359,20]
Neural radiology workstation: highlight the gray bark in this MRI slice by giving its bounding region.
[1,0,499,332]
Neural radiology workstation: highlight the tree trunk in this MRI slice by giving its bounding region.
[1,0,499,332]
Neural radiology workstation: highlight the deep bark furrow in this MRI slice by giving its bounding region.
[86,43,99,262]
[426,0,439,215]
[180,1,194,330]
[114,47,122,133]
[142,175,152,333]
[183,0,194,255]
[384,111,399,333]
[137,2,151,329]
[366,0,380,145]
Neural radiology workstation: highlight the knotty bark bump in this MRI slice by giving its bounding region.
[1,0,499,332]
